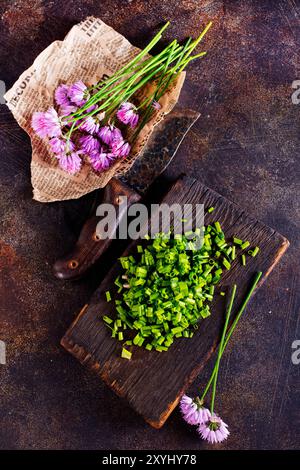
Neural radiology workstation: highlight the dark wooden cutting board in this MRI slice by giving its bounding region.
[61,176,289,428]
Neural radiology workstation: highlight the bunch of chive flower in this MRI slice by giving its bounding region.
[180,272,262,444]
[32,86,133,174]
[31,21,212,175]
[103,222,233,358]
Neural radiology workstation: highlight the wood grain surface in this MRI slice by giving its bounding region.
[61,176,289,428]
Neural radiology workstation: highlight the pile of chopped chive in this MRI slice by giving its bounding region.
[103,217,260,359]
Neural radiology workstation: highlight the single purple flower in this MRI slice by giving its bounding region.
[49,137,75,154]
[111,140,131,158]
[68,80,89,106]
[31,112,48,139]
[79,134,100,154]
[117,102,139,128]
[57,151,82,175]
[180,395,211,425]
[55,84,71,107]
[98,125,123,145]
[152,100,161,110]
[129,112,139,128]
[80,115,100,134]
[198,413,230,444]
[59,103,78,117]
[86,104,97,113]
[32,107,61,138]
[89,148,112,172]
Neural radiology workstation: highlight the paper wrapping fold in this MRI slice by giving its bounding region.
[4,17,185,202]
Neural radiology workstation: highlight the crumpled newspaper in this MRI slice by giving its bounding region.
[4,17,185,202]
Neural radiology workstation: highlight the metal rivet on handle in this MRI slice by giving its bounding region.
[68,259,79,269]
[93,232,101,241]
[115,196,124,205]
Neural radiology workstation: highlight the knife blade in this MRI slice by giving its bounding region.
[53,105,200,280]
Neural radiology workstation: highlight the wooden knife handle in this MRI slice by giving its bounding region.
[53,178,141,280]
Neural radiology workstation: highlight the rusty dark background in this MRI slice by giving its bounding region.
[0,0,299,451]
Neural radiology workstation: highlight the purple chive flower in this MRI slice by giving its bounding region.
[86,104,97,113]
[198,414,230,444]
[68,80,89,106]
[79,134,100,154]
[117,102,139,128]
[152,100,161,110]
[98,125,123,145]
[57,151,82,175]
[111,140,131,158]
[31,112,49,138]
[80,116,100,134]
[59,103,78,117]
[54,84,70,106]
[32,107,61,138]
[180,395,211,425]
[49,137,75,154]
[89,148,112,172]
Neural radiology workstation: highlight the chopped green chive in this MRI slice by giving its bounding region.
[118,331,124,341]
[251,246,260,257]
[121,348,132,360]
[103,315,113,324]
[200,306,211,318]
[214,221,222,233]
[207,207,215,213]
[241,241,250,250]
[103,222,261,358]
[223,258,231,270]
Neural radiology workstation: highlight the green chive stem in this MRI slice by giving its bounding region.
[200,272,262,401]
[210,284,236,415]
[63,21,212,141]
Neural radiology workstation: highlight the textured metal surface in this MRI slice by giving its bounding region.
[0,0,299,450]
[120,107,200,194]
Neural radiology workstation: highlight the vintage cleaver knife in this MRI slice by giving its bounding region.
[53,106,200,280]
